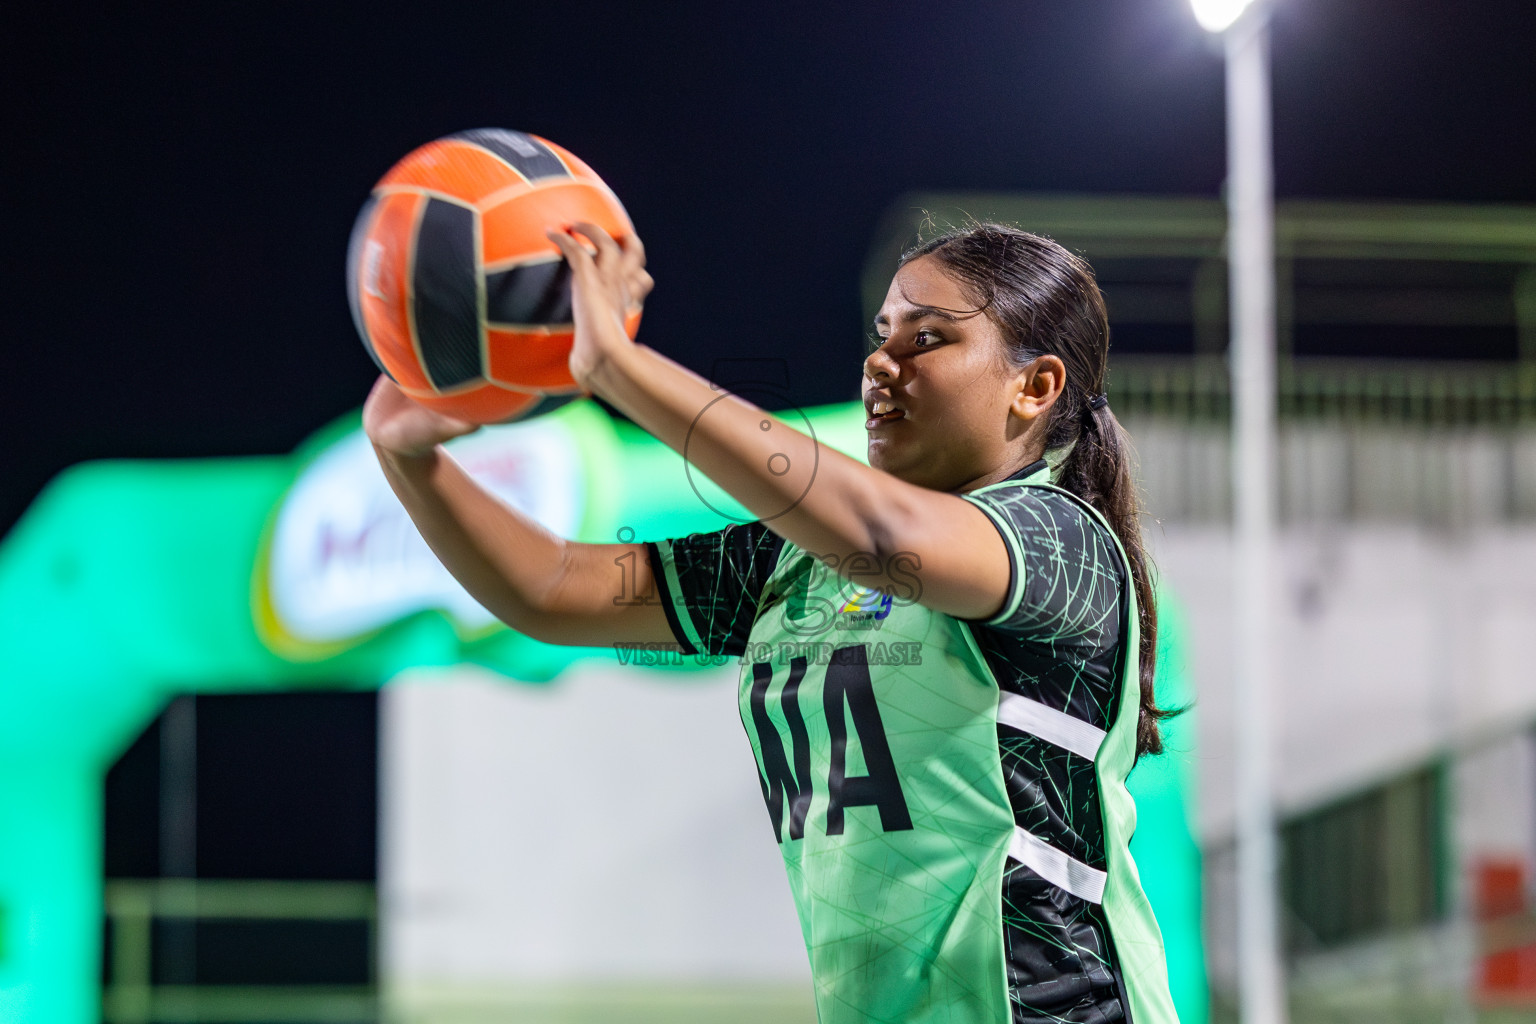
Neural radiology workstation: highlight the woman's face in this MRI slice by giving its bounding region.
[864,255,1048,492]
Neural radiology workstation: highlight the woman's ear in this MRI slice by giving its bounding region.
[1009,354,1067,425]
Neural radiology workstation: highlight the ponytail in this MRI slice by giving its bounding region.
[1057,402,1171,757]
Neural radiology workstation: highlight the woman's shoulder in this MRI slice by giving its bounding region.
[964,480,1124,574]
[959,478,1128,647]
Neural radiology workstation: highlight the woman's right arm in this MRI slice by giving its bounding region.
[364,375,678,649]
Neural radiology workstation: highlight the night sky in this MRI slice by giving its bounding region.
[4,0,1534,534]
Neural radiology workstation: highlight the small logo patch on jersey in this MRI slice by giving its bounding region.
[838,585,892,629]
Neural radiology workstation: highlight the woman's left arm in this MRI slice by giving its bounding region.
[547,223,1013,622]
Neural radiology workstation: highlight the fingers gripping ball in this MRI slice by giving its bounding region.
[347,129,642,423]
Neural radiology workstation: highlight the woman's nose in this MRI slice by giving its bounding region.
[863,343,899,383]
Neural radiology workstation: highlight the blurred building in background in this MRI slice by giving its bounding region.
[869,195,1536,1023]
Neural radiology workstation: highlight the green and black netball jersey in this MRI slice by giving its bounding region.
[646,459,1178,1024]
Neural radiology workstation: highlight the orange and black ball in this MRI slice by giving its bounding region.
[347,129,639,423]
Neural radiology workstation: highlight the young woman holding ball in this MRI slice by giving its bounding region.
[364,220,1179,1024]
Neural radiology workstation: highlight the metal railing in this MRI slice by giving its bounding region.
[102,879,377,1024]
[1100,356,1536,525]
[1107,355,1536,426]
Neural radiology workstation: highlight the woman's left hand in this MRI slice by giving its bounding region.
[546,221,652,391]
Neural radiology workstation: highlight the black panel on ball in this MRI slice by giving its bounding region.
[496,391,581,424]
[451,129,570,182]
[412,198,482,389]
[485,259,573,327]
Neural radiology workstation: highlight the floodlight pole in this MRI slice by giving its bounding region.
[1223,6,1287,1024]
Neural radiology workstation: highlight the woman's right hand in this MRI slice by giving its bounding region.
[362,375,478,458]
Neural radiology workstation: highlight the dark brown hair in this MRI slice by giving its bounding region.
[901,222,1173,756]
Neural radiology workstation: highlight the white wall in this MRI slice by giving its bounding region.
[378,661,811,990]
[1152,524,1536,842]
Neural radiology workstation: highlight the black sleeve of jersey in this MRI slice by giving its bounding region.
[959,485,1125,653]
[646,521,785,657]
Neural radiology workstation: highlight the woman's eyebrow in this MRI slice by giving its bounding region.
[872,306,961,330]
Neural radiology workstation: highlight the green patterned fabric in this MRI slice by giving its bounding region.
[648,460,1179,1024]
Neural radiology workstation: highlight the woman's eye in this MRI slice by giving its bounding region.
[867,329,935,353]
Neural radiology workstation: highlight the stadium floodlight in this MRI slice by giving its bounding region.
[1190,0,1260,33]
[1195,2,1289,1024]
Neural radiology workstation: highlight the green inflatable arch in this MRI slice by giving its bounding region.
[0,400,1205,1023]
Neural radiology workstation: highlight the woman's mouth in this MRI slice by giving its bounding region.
[865,399,905,429]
